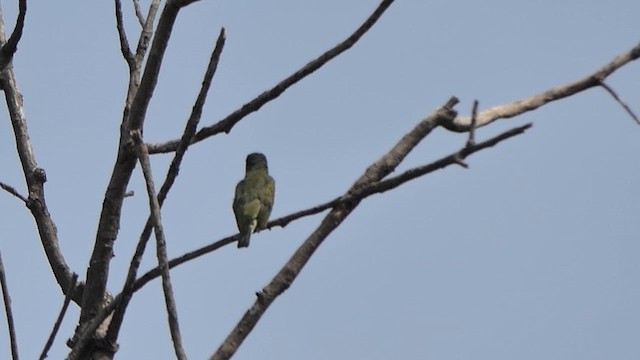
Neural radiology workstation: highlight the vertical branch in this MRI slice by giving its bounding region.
[131,130,187,360]
[0,8,76,302]
[107,27,226,342]
[114,0,134,67]
[80,0,199,329]
[0,251,18,360]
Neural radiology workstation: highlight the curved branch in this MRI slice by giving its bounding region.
[114,0,134,68]
[0,0,26,59]
[147,0,396,154]
[442,41,640,132]
[599,81,640,125]
[0,54,77,303]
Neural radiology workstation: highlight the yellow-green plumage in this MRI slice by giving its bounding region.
[233,153,275,248]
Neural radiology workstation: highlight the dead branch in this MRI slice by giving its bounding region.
[0,0,26,62]
[599,81,640,125]
[442,42,640,132]
[0,14,77,304]
[0,181,27,203]
[131,130,187,360]
[39,273,78,360]
[80,0,199,331]
[107,27,226,344]
[0,250,18,360]
[147,0,396,154]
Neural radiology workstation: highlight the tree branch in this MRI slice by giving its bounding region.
[0,16,77,304]
[39,273,78,360]
[209,98,458,359]
[66,118,532,360]
[0,181,27,203]
[147,0,396,154]
[599,81,640,125]
[442,41,640,132]
[0,250,19,360]
[0,0,26,61]
[114,0,135,68]
[132,0,146,27]
[107,27,226,343]
[135,115,531,298]
[80,0,198,329]
[131,130,187,360]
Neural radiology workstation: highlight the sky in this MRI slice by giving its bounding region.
[0,1,639,359]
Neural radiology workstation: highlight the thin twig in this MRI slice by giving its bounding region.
[599,81,640,125]
[467,100,479,147]
[131,130,187,360]
[0,250,19,360]
[442,41,640,132]
[114,0,135,68]
[107,27,226,343]
[147,0,396,154]
[0,181,27,202]
[133,0,145,26]
[133,0,160,66]
[0,0,26,59]
[39,273,78,360]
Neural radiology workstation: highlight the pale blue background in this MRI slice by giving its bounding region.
[0,1,639,359]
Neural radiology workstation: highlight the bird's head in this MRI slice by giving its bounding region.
[246,152,268,172]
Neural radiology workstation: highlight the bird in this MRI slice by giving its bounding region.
[233,153,275,248]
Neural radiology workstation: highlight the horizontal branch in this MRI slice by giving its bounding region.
[442,41,640,132]
[134,122,532,295]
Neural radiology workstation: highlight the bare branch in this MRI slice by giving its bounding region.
[80,0,197,329]
[0,181,27,203]
[133,123,532,297]
[66,120,533,360]
[39,273,78,360]
[0,0,26,60]
[210,98,457,360]
[107,27,226,343]
[131,130,187,360]
[466,100,479,147]
[0,16,77,303]
[443,41,640,132]
[147,0,397,154]
[114,0,135,68]
[0,250,19,360]
[133,0,160,66]
[133,0,145,27]
[599,81,640,125]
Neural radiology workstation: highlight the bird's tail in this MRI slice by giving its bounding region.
[238,233,251,248]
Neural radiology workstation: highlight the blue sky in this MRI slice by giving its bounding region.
[0,1,639,359]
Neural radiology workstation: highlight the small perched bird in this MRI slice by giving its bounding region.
[233,153,275,248]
